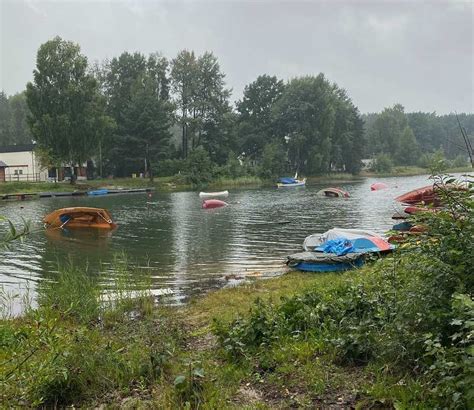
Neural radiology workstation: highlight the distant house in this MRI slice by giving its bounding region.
[0,144,88,182]
[0,144,48,182]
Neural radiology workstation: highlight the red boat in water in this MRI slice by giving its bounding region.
[395,185,439,205]
[202,199,228,209]
[370,182,388,191]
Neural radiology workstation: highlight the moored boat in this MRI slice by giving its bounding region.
[43,207,117,229]
[277,177,306,188]
[199,190,229,198]
[316,187,350,198]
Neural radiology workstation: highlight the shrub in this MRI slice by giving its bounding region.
[185,147,215,186]
[370,153,393,173]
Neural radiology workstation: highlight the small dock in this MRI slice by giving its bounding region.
[1,188,153,201]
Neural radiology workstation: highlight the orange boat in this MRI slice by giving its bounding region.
[43,207,117,229]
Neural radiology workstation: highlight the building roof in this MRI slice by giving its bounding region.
[0,143,36,153]
[0,160,7,167]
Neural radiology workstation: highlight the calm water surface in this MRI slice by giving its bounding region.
[0,174,455,309]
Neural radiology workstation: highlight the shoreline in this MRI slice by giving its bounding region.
[2,166,471,199]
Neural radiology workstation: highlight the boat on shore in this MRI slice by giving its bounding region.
[43,207,117,229]
[88,189,109,196]
[288,228,393,272]
[199,190,229,198]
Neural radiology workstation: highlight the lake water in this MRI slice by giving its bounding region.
[0,174,459,311]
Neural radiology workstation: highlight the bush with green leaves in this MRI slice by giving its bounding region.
[184,147,215,186]
[370,153,394,173]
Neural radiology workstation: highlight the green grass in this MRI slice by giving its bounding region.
[362,165,473,177]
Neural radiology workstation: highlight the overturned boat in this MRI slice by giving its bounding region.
[287,228,394,272]
[316,187,350,198]
[202,199,228,209]
[43,207,117,229]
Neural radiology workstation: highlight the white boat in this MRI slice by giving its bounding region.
[199,190,229,198]
[277,178,306,188]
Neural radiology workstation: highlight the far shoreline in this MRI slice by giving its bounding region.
[1,166,472,198]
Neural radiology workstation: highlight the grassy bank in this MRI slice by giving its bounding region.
[362,165,473,178]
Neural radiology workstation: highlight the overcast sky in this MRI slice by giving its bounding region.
[0,0,472,114]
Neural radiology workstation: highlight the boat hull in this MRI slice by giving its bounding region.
[277,179,306,188]
[287,251,365,272]
[199,190,229,198]
[43,207,117,229]
[202,199,228,209]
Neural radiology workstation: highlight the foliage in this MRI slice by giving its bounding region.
[101,52,172,178]
[258,142,287,179]
[272,75,364,175]
[170,50,231,159]
[25,36,113,177]
[236,74,285,159]
[214,175,473,408]
[370,153,394,173]
[1,262,181,407]
[0,216,30,249]
[0,91,33,146]
[418,149,448,172]
[184,146,214,186]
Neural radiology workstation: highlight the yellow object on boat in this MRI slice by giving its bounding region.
[43,207,117,229]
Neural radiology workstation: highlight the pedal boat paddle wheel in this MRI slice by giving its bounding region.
[43,207,117,229]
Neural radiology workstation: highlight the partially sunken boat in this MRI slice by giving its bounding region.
[317,187,350,198]
[43,207,117,229]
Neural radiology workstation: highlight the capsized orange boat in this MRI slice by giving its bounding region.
[43,207,117,229]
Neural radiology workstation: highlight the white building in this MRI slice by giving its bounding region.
[0,144,48,182]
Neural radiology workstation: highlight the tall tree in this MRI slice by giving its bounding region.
[272,74,364,174]
[236,74,285,159]
[0,91,11,145]
[26,36,113,180]
[171,50,231,161]
[7,92,33,145]
[101,52,171,176]
[120,74,174,181]
[170,50,197,159]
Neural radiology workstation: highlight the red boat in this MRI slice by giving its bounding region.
[370,182,388,191]
[202,199,228,209]
[395,185,439,205]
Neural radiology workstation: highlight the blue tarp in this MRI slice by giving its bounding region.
[315,237,385,255]
[317,238,354,256]
[279,177,297,184]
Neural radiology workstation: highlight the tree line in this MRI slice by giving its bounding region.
[0,36,472,181]
[363,105,474,172]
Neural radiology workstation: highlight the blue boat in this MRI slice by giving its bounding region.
[88,189,109,196]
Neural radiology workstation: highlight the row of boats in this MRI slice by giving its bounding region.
[286,182,464,272]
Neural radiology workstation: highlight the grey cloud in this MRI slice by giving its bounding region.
[0,0,472,113]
